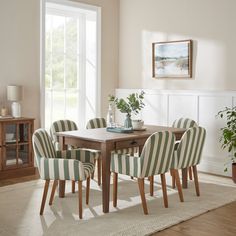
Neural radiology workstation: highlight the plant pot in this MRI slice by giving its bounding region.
[232,163,236,183]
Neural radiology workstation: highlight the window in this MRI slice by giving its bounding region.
[41,0,101,129]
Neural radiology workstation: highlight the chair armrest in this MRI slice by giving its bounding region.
[52,140,60,151]
[171,151,179,169]
[174,140,180,150]
[56,149,96,164]
[110,153,142,178]
[37,157,90,181]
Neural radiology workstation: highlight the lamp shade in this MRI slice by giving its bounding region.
[7,85,23,101]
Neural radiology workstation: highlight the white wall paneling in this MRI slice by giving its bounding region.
[142,92,168,126]
[198,95,233,176]
[168,95,198,126]
[115,89,236,176]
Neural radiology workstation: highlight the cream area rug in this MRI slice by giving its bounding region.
[0,173,236,236]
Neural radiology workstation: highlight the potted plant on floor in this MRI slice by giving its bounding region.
[109,91,145,129]
[217,106,236,183]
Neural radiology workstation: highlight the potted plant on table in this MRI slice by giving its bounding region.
[109,91,145,129]
[217,106,236,183]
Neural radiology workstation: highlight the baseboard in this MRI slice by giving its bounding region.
[198,157,231,177]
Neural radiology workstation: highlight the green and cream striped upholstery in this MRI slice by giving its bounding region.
[111,131,176,178]
[86,118,107,129]
[172,118,198,129]
[172,126,206,169]
[33,129,95,181]
[50,120,78,150]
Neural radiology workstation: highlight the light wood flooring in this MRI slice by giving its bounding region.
[1,173,236,236]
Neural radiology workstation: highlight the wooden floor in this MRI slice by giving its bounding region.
[152,201,236,236]
[1,173,236,236]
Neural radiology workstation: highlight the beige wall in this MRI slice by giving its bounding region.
[119,0,236,90]
[0,0,40,127]
[0,0,119,128]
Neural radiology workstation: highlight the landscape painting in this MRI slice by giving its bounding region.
[152,40,192,78]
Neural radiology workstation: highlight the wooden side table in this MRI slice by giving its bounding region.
[0,117,36,180]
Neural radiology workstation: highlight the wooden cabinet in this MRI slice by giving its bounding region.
[0,117,36,179]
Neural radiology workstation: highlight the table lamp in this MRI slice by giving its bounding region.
[7,85,23,117]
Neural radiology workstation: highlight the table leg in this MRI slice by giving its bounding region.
[182,168,188,188]
[59,136,66,197]
[101,142,113,213]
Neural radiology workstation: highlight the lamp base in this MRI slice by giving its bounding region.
[11,102,21,117]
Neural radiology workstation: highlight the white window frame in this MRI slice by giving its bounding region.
[40,0,101,128]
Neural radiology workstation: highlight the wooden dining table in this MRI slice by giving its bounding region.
[57,125,186,213]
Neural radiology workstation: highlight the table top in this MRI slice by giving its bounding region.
[57,125,185,143]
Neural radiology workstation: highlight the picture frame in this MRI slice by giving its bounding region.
[152,39,193,78]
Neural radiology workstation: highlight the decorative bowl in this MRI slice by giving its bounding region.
[132,120,144,130]
[6,133,14,140]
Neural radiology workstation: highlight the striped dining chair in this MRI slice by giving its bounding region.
[50,119,78,150]
[172,118,198,185]
[172,118,198,129]
[172,126,206,196]
[50,120,83,192]
[86,118,139,185]
[32,129,96,219]
[85,118,106,185]
[110,131,184,215]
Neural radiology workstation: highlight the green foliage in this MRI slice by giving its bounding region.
[109,91,145,117]
[217,106,236,168]
[45,15,78,89]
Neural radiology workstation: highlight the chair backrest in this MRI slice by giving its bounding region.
[86,118,107,129]
[172,118,198,129]
[50,119,78,143]
[175,126,206,169]
[32,129,56,165]
[140,131,175,177]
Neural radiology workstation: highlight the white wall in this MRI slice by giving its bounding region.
[0,0,119,128]
[115,89,235,177]
[119,0,236,90]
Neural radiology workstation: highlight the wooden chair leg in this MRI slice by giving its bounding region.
[113,172,118,207]
[91,159,96,180]
[189,167,193,180]
[40,180,50,215]
[173,169,184,202]
[72,181,76,193]
[192,165,200,196]
[49,180,58,205]
[160,174,168,208]
[78,181,83,219]
[97,158,101,186]
[170,169,176,189]
[86,177,90,205]
[59,180,66,198]
[182,168,188,189]
[137,178,148,215]
[149,175,154,196]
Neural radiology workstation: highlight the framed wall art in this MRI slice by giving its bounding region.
[152,39,193,78]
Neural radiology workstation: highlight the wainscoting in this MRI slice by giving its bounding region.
[115,89,236,177]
